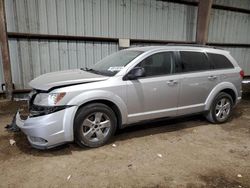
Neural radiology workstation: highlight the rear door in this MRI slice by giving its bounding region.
[177,51,219,115]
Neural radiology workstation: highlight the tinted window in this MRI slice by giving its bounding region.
[136,52,174,77]
[180,51,211,72]
[207,53,234,69]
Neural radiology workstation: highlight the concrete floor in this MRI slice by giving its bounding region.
[0,95,250,187]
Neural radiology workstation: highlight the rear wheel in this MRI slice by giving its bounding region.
[74,103,117,148]
[206,92,233,124]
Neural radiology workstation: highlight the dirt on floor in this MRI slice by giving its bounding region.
[0,95,250,188]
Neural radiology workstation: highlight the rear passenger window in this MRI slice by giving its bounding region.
[207,53,234,69]
[180,51,211,72]
[136,52,174,77]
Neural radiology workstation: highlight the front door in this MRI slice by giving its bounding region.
[126,51,180,123]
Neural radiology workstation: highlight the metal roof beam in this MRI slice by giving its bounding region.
[0,0,13,100]
[196,0,213,45]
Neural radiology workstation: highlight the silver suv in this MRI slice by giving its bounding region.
[16,46,244,149]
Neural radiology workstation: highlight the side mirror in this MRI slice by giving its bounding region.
[126,67,145,80]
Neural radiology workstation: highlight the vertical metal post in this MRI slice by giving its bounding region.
[0,0,13,100]
[196,0,213,44]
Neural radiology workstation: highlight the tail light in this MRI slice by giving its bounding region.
[240,70,244,78]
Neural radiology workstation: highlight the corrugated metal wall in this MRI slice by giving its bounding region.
[214,0,250,10]
[5,0,197,40]
[0,0,249,91]
[223,47,250,76]
[208,9,250,43]
[3,0,198,90]
[8,39,118,89]
[208,6,250,75]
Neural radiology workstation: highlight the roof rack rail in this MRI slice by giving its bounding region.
[165,43,224,49]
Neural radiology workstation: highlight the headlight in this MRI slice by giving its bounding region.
[33,92,66,106]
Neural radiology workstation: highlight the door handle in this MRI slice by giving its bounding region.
[208,75,218,81]
[167,80,178,86]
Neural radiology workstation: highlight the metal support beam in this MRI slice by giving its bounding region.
[160,0,250,14]
[7,32,196,44]
[8,32,250,47]
[0,0,13,100]
[196,0,213,44]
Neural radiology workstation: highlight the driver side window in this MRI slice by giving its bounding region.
[136,52,174,77]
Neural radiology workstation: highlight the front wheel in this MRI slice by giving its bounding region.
[74,103,117,148]
[206,92,233,124]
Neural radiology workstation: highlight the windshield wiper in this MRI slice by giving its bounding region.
[80,67,93,71]
[80,67,107,76]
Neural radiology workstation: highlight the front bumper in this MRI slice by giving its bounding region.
[15,106,77,149]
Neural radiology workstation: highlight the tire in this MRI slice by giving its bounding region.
[206,92,233,124]
[74,103,117,148]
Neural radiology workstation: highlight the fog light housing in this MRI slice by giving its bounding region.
[28,136,48,144]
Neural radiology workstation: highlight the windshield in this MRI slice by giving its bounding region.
[84,50,143,76]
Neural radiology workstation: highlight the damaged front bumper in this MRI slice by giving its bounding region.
[15,106,77,149]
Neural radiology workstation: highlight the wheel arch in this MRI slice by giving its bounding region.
[75,99,123,129]
[68,90,128,128]
[205,82,238,111]
[219,88,236,104]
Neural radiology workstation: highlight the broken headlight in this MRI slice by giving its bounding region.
[33,92,66,106]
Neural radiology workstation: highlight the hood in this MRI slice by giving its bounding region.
[29,69,109,91]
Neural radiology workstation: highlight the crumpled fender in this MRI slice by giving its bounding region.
[67,90,128,125]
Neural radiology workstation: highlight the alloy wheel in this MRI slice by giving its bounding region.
[81,112,111,142]
[215,98,231,121]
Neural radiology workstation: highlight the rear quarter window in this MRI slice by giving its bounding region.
[207,53,234,69]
